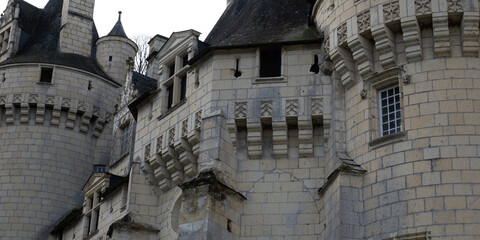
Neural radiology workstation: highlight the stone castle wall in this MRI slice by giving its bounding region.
[96,36,138,85]
[0,64,119,239]
[313,0,480,239]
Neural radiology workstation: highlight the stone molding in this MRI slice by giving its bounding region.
[0,93,110,137]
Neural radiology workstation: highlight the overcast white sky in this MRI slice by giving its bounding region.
[0,0,227,40]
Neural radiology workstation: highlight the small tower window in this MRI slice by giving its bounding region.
[40,67,54,83]
[109,56,113,62]
[260,47,282,77]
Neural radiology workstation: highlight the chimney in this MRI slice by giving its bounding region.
[59,0,95,57]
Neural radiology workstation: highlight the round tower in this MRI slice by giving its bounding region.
[0,0,121,239]
[312,0,480,239]
[96,11,138,85]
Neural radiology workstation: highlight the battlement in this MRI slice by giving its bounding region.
[0,93,111,137]
[313,0,480,88]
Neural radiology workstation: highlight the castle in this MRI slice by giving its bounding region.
[0,0,479,239]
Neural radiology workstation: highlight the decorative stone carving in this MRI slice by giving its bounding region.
[168,127,176,146]
[28,94,38,104]
[235,102,247,119]
[311,98,323,116]
[105,112,112,123]
[447,0,463,12]
[260,101,273,118]
[360,89,368,99]
[145,143,151,161]
[46,95,55,106]
[13,94,21,103]
[61,98,71,109]
[78,102,87,113]
[357,11,371,33]
[195,110,202,129]
[157,135,163,153]
[415,0,431,15]
[182,118,188,138]
[383,1,400,23]
[337,22,347,46]
[324,35,330,56]
[93,106,100,118]
[286,99,298,117]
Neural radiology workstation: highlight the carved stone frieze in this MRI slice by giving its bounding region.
[182,118,189,138]
[311,98,323,116]
[337,22,347,46]
[286,99,298,117]
[447,0,463,12]
[415,0,431,15]
[169,127,176,146]
[195,110,202,129]
[357,11,371,33]
[383,1,400,23]
[260,101,273,118]
[235,102,247,119]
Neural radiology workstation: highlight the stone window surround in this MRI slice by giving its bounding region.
[119,123,130,158]
[0,26,11,54]
[83,177,109,238]
[253,47,286,84]
[161,53,189,113]
[37,65,56,85]
[364,67,406,148]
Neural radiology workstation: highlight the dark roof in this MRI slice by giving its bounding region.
[128,72,158,120]
[101,174,129,198]
[0,0,116,83]
[204,0,321,47]
[107,11,128,38]
[50,206,83,234]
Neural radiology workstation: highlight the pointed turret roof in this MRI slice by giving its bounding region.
[107,11,128,38]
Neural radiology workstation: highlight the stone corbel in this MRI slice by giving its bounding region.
[298,117,314,157]
[401,16,422,62]
[348,36,374,78]
[462,12,480,57]
[330,47,356,89]
[272,121,288,158]
[247,122,262,159]
[372,25,397,70]
[432,12,451,58]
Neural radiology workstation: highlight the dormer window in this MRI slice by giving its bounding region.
[260,47,282,77]
[182,54,189,67]
[0,28,10,53]
[169,63,175,78]
[40,67,54,83]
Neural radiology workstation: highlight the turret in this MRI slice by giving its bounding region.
[96,11,138,85]
[59,0,95,57]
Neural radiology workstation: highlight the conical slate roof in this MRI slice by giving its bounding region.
[107,11,128,38]
[0,0,112,81]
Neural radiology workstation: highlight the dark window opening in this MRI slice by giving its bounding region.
[167,84,174,109]
[180,75,187,101]
[182,54,189,67]
[260,47,281,77]
[169,63,176,78]
[40,68,53,83]
[108,56,112,62]
[120,125,130,156]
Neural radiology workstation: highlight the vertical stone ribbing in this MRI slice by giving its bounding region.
[272,121,288,158]
[372,25,397,69]
[462,12,480,57]
[432,12,451,57]
[401,17,423,62]
[247,122,262,159]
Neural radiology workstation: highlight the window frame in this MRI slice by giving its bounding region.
[378,84,402,137]
[259,47,282,78]
[119,124,130,157]
[364,68,406,148]
[39,66,54,84]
